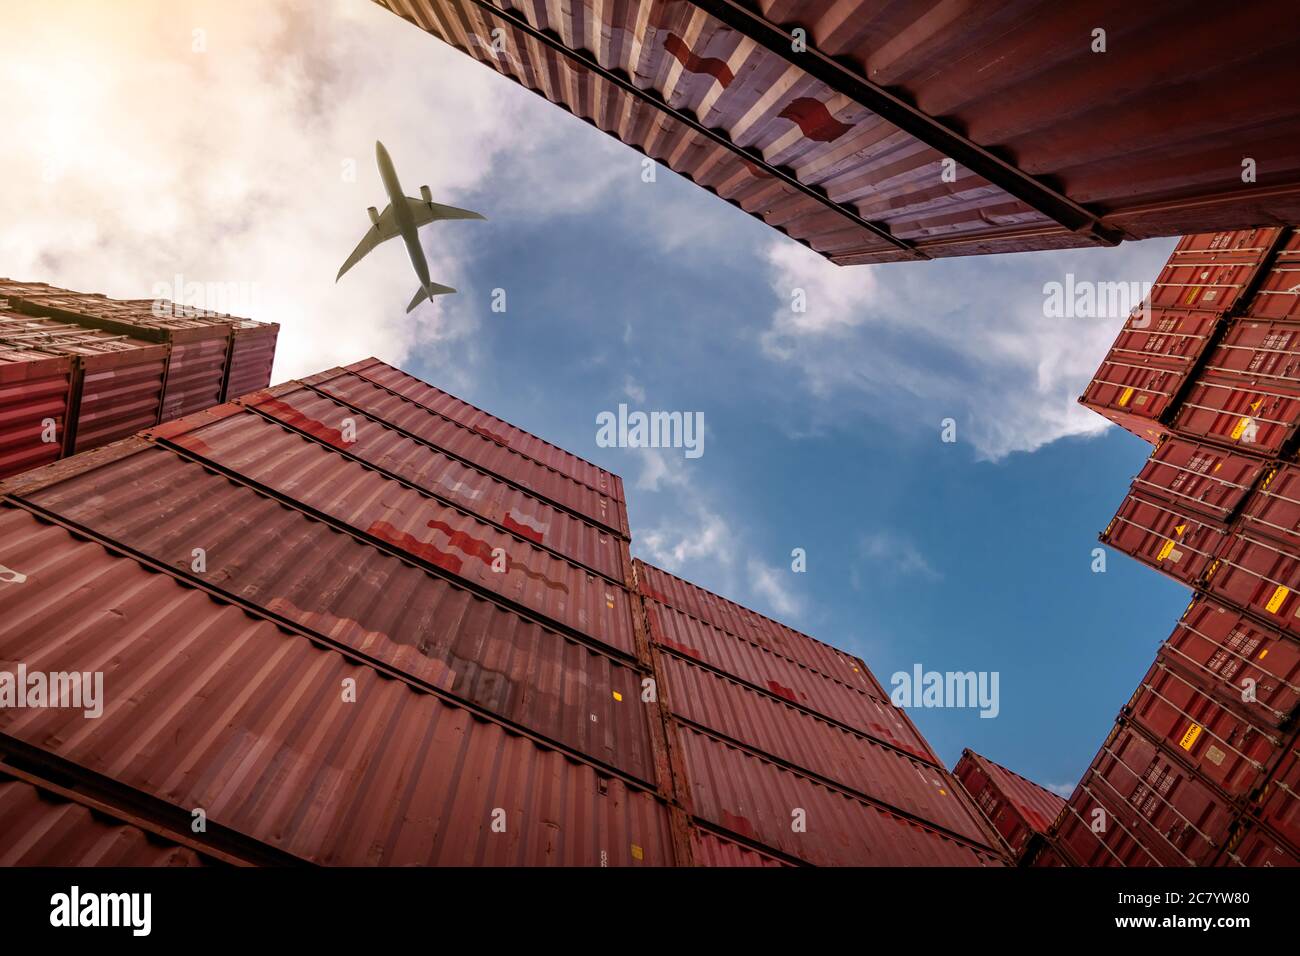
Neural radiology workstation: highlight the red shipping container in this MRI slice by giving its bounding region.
[674,724,1003,867]
[658,652,993,846]
[0,343,71,479]
[5,444,653,783]
[1200,317,1300,386]
[642,597,927,759]
[146,407,638,655]
[1243,228,1300,321]
[308,368,628,536]
[637,559,879,695]
[1148,228,1284,314]
[1052,722,1235,867]
[347,358,623,503]
[0,769,219,867]
[1078,308,1221,443]
[689,828,791,867]
[1218,821,1300,867]
[243,383,630,585]
[1026,844,1069,867]
[1173,376,1300,459]
[1162,597,1300,729]
[1250,740,1299,854]
[1207,531,1300,642]
[1240,460,1300,554]
[1101,487,1230,587]
[953,749,1065,863]
[0,505,674,866]
[221,318,279,401]
[1124,660,1283,800]
[1131,437,1266,523]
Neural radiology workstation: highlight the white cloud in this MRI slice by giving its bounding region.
[747,557,802,617]
[1045,782,1076,798]
[759,236,1179,460]
[623,376,647,404]
[859,531,940,580]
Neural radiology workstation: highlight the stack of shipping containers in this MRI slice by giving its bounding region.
[1053,229,1300,866]
[953,749,1065,866]
[0,279,278,479]
[0,354,1007,865]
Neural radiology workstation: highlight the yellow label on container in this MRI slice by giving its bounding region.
[1259,648,1270,659]
[1174,524,1186,537]
[1231,417,1253,440]
[1267,585,1290,614]
[630,844,643,860]
[1118,386,1134,407]
[1156,540,1176,561]
[1179,723,1203,750]
[612,691,622,702]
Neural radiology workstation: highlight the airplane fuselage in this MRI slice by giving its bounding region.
[376,141,432,291]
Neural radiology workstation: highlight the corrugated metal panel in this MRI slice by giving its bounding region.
[1219,821,1299,866]
[0,505,673,865]
[1053,722,1235,867]
[689,827,792,867]
[637,559,879,694]
[348,358,623,502]
[1132,438,1267,524]
[144,406,637,655]
[1173,377,1300,459]
[0,771,214,867]
[1101,487,1229,587]
[955,750,1065,843]
[674,724,1004,866]
[159,337,230,420]
[1246,228,1300,321]
[1162,597,1300,729]
[376,0,1300,264]
[309,370,627,536]
[242,383,629,584]
[1124,659,1282,800]
[1207,531,1300,642]
[0,345,70,480]
[659,651,991,846]
[641,596,931,760]
[1077,308,1221,444]
[223,321,279,401]
[4,448,652,781]
[1148,229,1284,314]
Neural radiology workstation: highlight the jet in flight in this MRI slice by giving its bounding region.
[336,141,485,313]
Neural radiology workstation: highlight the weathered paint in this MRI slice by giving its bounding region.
[1131,438,1267,524]
[1101,487,1230,588]
[953,750,1065,863]
[1149,229,1285,314]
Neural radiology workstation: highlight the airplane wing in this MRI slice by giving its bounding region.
[336,204,401,281]
[404,197,486,227]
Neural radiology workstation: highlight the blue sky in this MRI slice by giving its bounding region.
[0,0,1192,794]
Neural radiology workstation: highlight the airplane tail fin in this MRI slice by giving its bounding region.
[406,282,456,313]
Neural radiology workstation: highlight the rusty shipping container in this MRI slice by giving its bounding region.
[375,0,1300,266]
[1218,821,1299,866]
[306,366,628,536]
[1100,486,1230,588]
[1162,597,1300,730]
[344,358,622,502]
[1078,308,1221,443]
[1052,721,1237,867]
[953,749,1065,864]
[0,504,674,866]
[1240,460,1300,555]
[241,382,630,584]
[0,308,170,469]
[1147,229,1285,315]
[637,559,882,697]
[1207,531,1300,642]
[1172,376,1300,459]
[1249,737,1299,856]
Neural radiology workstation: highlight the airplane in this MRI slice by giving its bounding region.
[336,140,485,313]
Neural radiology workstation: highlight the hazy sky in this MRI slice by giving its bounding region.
[0,0,1190,790]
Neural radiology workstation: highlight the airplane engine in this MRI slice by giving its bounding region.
[367,206,380,226]
[420,185,432,202]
